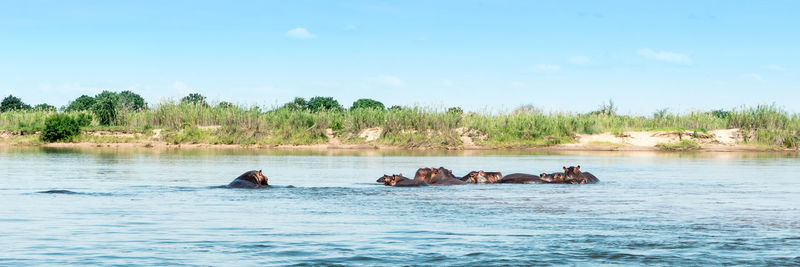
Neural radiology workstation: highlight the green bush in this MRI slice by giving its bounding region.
[92,91,118,126]
[118,90,147,111]
[447,107,463,115]
[65,95,96,112]
[181,93,208,106]
[1,95,32,112]
[307,96,343,112]
[75,113,93,127]
[34,103,57,112]
[41,114,81,142]
[351,98,385,110]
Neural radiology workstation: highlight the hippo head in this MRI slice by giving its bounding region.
[414,168,435,183]
[389,174,405,186]
[377,174,391,184]
[563,165,581,180]
[255,170,268,185]
[463,171,480,183]
[553,173,564,181]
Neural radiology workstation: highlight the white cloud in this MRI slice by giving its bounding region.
[766,64,785,71]
[637,48,692,64]
[345,24,357,30]
[529,64,561,73]
[368,75,404,86]
[285,27,316,39]
[743,73,763,81]
[568,56,590,65]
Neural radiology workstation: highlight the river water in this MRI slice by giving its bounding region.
[1,147,799,266]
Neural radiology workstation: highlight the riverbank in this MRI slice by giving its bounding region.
[1,128,794,152]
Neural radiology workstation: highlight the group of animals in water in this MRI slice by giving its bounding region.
[227,165,598,188]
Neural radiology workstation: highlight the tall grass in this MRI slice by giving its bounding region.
[1,101,798,148]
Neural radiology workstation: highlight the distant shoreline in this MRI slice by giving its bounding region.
[2,128,796,153]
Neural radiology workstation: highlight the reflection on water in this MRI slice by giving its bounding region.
[1,147,799,265]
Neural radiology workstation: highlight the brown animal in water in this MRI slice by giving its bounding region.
[228,170,269,188]
[562,165,599,184]
[388,174,429,187]
[428,167,466,185]
[479,170,503,184]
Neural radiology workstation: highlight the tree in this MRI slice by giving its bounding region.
[0,95,32,112]
[181,93,208,106]
[216,101,235,109]
[34,103,57,112]
[118,90,147,111]
[65,95,96,112]
[92,91,118,125]
[281,97,308,111]
[388,105,403,111]
[350,98,385,110]
[307,96,342,112]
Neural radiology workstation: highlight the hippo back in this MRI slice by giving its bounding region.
[228,170,268,188]
[501,173,548,184]
[393,178,429,187]
[429,167,466,185]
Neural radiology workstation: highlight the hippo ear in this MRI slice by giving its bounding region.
[540,173,546,177]
[399,173,402,176]
[563,166,568,171]
[576,165,580,170]
[258,170,262,174]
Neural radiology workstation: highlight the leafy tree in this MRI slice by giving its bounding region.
[711,109,729,119]
[65,95,96,112]
[1,95,32,112]
[181,93,208,106]
[34,103,57,112]
[118,90,147,111]
[281,97,308,111]
[388,105,403,111]
[307,96,342,112]
[447,107,463,115]
[40,114,80,142]
[92,91,118,125]
[350,98,385,110]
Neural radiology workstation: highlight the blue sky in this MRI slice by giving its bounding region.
[1,0,798,114]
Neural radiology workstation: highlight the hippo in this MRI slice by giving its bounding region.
[539,172,565,183]
[501,173,550,184]
[377,174,391,184]
[461,170,503,184]
[562,165,599,184]
[228,170,269,188]
[414,167,435,183]
[387,174,429,187]
[427,167,466,186]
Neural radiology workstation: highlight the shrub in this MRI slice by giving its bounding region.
[34,103,57,112]
[656,139,700,151]
[1,95,32,112]
[351,98,385,110]
[307,96,343,112]
[65,95,96,112]
[41,114,81,142]
[216,101,235,109]
[75,113,93,127]
[92,91,118,125]
[447,107,463,115]
[181,93,208,106]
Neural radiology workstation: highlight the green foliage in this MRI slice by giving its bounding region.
[92,91,118,126]
[711,109,730,119]
[656,139,700,151]
[118,90,147,111]
[65,95,96,112]
[351,98,385,110]
[307,97,343,112]
[75,113,93,127]
[216,101,235,109]
[281,97,308,111]
[447,107,463,115]
[590,99,617,116]
[1,95,32,112]
[388,105,403,111]
[33,103,57,112]
[181,93,208,106]
[40,114,81,142]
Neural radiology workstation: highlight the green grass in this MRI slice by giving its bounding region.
[656,140,701,151]
[1,102,799,149]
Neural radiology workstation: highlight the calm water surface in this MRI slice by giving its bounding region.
[1,147,799,266]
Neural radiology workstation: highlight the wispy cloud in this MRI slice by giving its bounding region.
[766,64,785,71]
[368,75,404,86]
[528,64,561,73]
[637,48,692,64]
[743,73,764,81]
[285,27,316,39]
[568,56,590,65]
